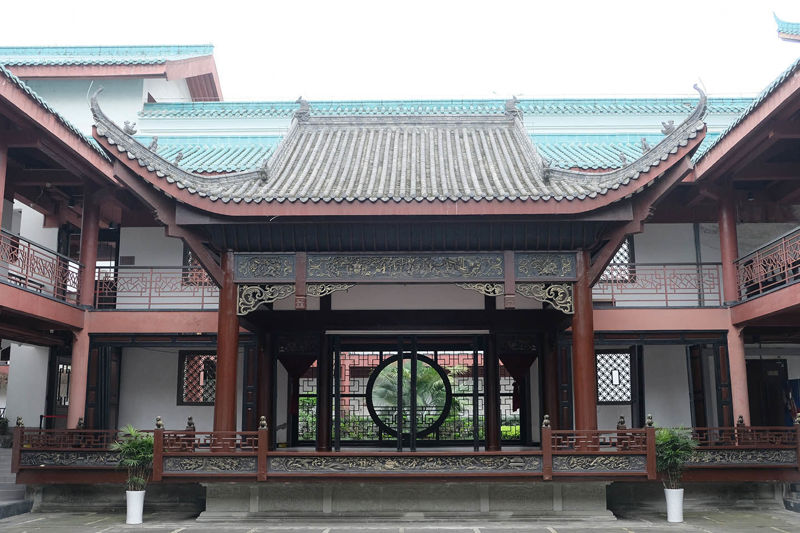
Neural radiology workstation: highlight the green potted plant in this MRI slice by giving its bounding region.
[110,425,154,525]
[655,427,697,523]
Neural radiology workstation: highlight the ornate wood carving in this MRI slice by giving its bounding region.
[515,283,574,314]
[688,449,797,466]
[268,454,541,474]
[515,253,577,281]
[237,284,295,315]
[552,454,647,472]
[234,255,294,282]
[307,254,503,281]
[163,456,257,474]
[306,283,355,297]
[456,282,504,296]
[20,450,120,467]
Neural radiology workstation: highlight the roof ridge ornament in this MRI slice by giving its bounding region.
[295,96,310,123]
[660,120,676,135]
[505,96,522,119]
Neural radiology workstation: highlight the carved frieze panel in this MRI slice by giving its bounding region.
[237,284,295,315]
[496,333,538,354]
[515,253,577,281]
[307,254,503,282]
[163,456,257,474]
[268,454,541,474]
[516,283,574,314]
[688,449,797,466]
[20,450,120,468]
[552,454,647,472]
[276,333,321,356]
[234,254,294,282]
[306,283,355,297]
[456,282,504,297]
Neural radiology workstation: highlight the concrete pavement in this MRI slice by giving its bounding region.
[1,509,800,532]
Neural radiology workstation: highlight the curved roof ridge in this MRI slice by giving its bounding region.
[92,88,706,206]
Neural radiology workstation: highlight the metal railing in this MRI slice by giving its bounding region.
[0,229,81,303]
[94,265,219,310]
[593,262,723,307]
[736,226,800,301]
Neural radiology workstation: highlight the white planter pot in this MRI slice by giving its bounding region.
[125,490,145,525]
[664,487,684,523]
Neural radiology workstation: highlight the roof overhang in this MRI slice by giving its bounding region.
[7,55,222,102]
[0,73,114,183]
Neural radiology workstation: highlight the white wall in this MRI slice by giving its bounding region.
[143,79,191,103]
[23,78,144,135]
[4,343,49,427]
[119,227,183,266]
[276,362,288,443]
[633,223,696,263]
[117,346,243,431]
[14,202,57,249]
[332,284,484,310]
[643,345,692,428]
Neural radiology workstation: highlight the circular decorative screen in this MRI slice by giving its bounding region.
[366,354,452,438]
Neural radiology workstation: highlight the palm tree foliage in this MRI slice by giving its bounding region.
[655,427,697,489]
[111,425,154,491]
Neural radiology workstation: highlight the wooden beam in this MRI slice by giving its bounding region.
[112,161,223,284]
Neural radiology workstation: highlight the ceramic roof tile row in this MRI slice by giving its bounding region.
[140,133,720,173]
[92,88,707,205]
[0,45,214,66]
[0,64,109,160]
[775,14,800,36]
[697,56,800,162]
[138,97,749,120]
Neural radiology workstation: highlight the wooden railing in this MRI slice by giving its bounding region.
[13,426,800,481]
[0,229,81,303]
[94,265,219,310]
[593,263,723,307]
[736,226,800,301]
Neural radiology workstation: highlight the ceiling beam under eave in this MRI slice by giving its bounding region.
[695,70,800,182]
[111,160,223,285]
[733,162,800,182]
[588,158,696,285]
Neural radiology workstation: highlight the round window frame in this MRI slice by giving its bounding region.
[365,353,453,438]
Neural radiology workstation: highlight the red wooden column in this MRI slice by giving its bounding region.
[484,336,501,451]
[718,190,750,425]
[66,190,101,428]
[572,250,598,430]
[316,335,332,451]
[542,334,560,430]
[214,250,240,432]
[257,332,275,446]
[0,144,7,226]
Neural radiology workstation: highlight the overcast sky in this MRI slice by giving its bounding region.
[4,0,800,101]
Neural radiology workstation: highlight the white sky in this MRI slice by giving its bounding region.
[3,0,800,101]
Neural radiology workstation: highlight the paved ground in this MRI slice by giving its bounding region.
[1,509,800,533]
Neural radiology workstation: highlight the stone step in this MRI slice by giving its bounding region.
[0,487,25,501]
[0,500,32,520]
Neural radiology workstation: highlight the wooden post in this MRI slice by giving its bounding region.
[485,336,501,451]
[646,425,656,480]
[541,420,552,481]
[66,329,90,428]
[572,250,598,430]
[718,188,740,305]
[542,334,559,430]
[257,425,268,481]
[0,144,7,227]
[257,332,275,448]
[316,335,332,452]
[213,250,239,432]
[78,189,100,307]
[152,427,163,482]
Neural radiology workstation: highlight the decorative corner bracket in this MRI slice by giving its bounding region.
[515,283,574,314]
[306,283,355,298]
[237,284,296,315]
[456,282,504,297]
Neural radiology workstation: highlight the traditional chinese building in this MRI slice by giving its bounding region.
[1,43,800,517]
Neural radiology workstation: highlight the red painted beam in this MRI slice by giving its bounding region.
[593,308,731,332]
[85,310,220,334]
[730,282,800,326]
[0,283,84,329]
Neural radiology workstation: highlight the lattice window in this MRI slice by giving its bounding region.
[596,351,631,404]
[178,352,216,405]
[182,243,214,287]
[600,237,635,282]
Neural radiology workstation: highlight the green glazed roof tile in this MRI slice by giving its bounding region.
[0,64,109,160]
[0,45,213,66]
[775,13,800,36]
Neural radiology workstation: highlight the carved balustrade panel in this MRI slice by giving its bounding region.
[21,429,119,450]
[736,228,800,300]
[550,430,649,452]
[95,266,219,309]
[691,427,798,448]
[592,263,722,307]
[161,431,259,453]
[268,453,542,474]
[0,230,81,302]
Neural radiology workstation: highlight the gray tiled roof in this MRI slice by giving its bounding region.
[92,89,706,205]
